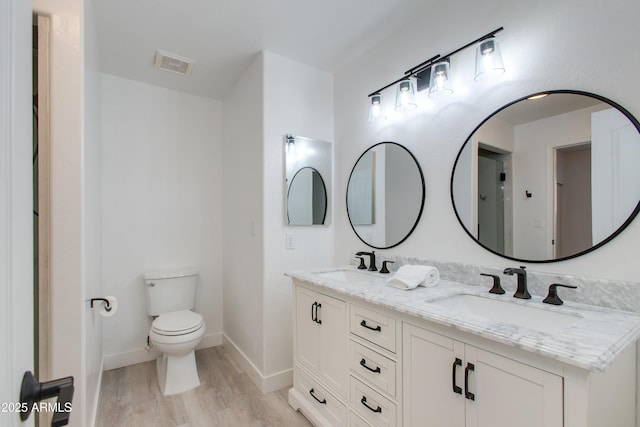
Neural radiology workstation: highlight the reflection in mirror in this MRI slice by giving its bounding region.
[285,135,332,225]
[451,90,640,262]
[347,142,425,249]
[287,167,327,225]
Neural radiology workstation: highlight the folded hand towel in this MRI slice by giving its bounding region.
[387,265,440,290]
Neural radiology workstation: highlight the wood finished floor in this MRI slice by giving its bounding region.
[96,346,312,427]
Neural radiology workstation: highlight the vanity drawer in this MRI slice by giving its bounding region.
[351,304,397,353]
[349,340,396,397]
[296,368,346,427]
[350,377,397,427]
[350,411,374,427]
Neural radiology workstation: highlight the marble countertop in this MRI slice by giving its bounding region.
[286,266,640,372]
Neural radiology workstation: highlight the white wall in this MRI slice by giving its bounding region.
[83,0,104,423]
[333,0,640,282]
[262,51,334,384]
[222,54,265,383]
[223,51,334,392]
[101,74,224,369]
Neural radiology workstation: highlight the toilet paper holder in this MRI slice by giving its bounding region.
[90,297,112,312]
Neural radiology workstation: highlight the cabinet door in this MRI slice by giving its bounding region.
[296,286,320,374]
[464,346,563,427]
[403,324,465,427]
[318,293,348,399]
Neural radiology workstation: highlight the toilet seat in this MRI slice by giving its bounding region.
[152,310,204,336]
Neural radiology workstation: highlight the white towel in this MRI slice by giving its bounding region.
[387,265,440,290]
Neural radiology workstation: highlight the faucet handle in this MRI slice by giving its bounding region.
[543,283,577,305]
[356,256,367,270]
[380,260,394,274]
[480,273,505,295]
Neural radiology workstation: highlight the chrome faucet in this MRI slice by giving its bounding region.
[503,266,531,299]
[356,251,377,272]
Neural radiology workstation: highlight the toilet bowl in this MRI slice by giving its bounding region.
[150,310,205,395]
[144,268,205,396]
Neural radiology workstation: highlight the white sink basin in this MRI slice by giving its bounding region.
[313,269,381,283]
[430,294,581,334]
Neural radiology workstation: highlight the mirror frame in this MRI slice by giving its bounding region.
[347,141,426,249]
[450,89,640,263]
[284,134,332,226]
[286,166,328,225]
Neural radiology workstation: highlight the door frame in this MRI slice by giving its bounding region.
[35,13,52,387]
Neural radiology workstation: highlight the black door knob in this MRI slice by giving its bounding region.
[20,371,74,426]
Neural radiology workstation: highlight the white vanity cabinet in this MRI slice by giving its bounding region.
[287,273,639,427]
[289,284,348,426]
[403,323,562,427]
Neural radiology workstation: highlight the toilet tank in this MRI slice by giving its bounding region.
[144,268,199,316]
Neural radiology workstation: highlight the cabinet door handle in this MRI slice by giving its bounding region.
[309,388,326,405]
[452,358,462,394]
[464,362,475,401]
[311,302,317,322]
[360,319,381,332]
[360,358,381,374]
[316,303,322,324]
[360,396,382,413]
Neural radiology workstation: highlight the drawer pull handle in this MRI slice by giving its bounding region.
[452,358,462,394]
[360,396,382,413]
[360,320,381,332]
[360,358,381,374]
[464,362,475,401]
[309,388,326,405]
[311,302,322,324]
[316,303,322,324]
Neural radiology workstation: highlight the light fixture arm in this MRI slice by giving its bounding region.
[367,27,504,98]
[367,55,440,97]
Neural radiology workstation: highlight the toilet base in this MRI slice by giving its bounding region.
[156,350,200,395]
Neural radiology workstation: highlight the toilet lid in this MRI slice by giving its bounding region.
[152,310,204,336]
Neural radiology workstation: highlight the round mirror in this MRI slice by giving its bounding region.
[287,167,327,225]
[451,90,640,262]
[347,142,425,249]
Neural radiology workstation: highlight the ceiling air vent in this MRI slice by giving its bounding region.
[154,49,194,76]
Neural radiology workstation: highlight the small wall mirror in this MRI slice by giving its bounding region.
[451,90,640,262]
[347,142,425,248]
[285,135,331,225]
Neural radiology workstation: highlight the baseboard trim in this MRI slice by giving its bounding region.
[103,331,223,371]
[222,334,293,394]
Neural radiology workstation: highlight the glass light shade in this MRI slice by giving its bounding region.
[474,37,505,81]
[368,94,387,122]
[428,61,453,98]
[395,79,417,112]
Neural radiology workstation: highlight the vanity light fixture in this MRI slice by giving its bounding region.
[285,134,295,152]
[428,60,453,98]
[474,37,505,81]
[367,27,504,120]
[368,93,387,122]
[395,79,418,112]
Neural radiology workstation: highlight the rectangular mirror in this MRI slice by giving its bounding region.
[284,134,332,225]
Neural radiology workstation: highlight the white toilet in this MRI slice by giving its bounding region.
[144,268,206,396]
